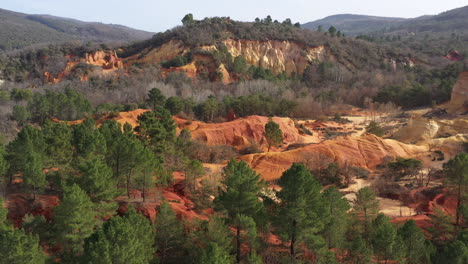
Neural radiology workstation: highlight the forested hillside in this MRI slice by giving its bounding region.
[0,8,153,51]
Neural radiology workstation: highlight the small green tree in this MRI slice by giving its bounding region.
[0,228,46,264]
[0,147,9,196]
[83,207,155,264]
[232,56,248,75]
[321,186,350,249]
[214,159,265,263]
[371,214,403,263]
[12,105,31,125]
[191,215,233,258]
[53,184,98,257]
[72,119,107,158]
[155,201,186,264]
[328,26,337,36]
[398,219,433,264]
[146,88,166,110]
[42,120,74,166]
[135,108,176,154]
[198,242,234,264]
[275,163,326,259]
[426,207,455,247]
[182,13,194,26]
[165,96,185,115]
[264,118,282,152]
[353,187,380,236]
[345,235,373,264]
[366,121,384,136]
[184,159,205,192]
[444,153,468,227]
[134,147,160,202]
[77,157,119,202]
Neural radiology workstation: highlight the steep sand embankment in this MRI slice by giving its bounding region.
[240,134,427,181]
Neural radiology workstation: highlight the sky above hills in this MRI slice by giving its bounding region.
[2,0,467,32]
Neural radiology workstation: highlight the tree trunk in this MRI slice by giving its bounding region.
[290,220,296,258]
[456,185,461,227]
[142,174,146,203]
[236,225,241,263]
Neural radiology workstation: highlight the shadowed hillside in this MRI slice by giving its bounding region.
[0,8,153,51]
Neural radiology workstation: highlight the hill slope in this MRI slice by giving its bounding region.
[302,14,406,36]
[303,5,468,35]
[0,8,153,51]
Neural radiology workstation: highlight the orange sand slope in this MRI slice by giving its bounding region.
[240,134,428,181]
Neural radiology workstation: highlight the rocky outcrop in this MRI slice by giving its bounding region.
[84,50,123,70]
[222,39,328,75]
[43,50,124,83]
[448,72,468,112]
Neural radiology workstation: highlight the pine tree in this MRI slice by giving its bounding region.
[426,206,455,247]
[0,146,9,196]
[7,125,45,187]
[443,153,468,227]
[23,150,45,200]
[198,242,234,264]
[191,215,233,256]
[184,159,205,191]
[72,119,107,158]
[42,120,73,166]
[77,157,119,202]
[371,214,402,263]
[99,120,126,179]
[264,119,282,152]
[135,108,176,154]
[214,159,265,263]
[147,88,166,110]
[53,184,98,257]
[0,228,46,264]
[345,235,373,264]
[353,187,380,236]
[398,219,432,264]
[134,147,160,202]
[0,198,11,230]
[321,186,350,249]
[274,163,325,259]
[83,207,155,264]
[155,201,186,264]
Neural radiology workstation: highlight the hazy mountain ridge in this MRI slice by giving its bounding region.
[302,14,406,35]
[0,8,154,51]
[303,5,468,35]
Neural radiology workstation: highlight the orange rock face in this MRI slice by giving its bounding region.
[84,50,123,71]
[448,71,468,112]
[44,50,124,84]
[239,134,427,181]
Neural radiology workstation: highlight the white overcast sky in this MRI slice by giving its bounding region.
[1,0,467,32]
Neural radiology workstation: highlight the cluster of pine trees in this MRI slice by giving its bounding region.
[0,88,467,263]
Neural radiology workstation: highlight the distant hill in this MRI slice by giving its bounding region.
[302,5,468,36]
[0,8,154,51]
[302,14,406,36]
[386,5,468,34]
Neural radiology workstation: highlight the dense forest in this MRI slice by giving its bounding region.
[0,87,466,263]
